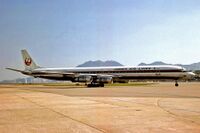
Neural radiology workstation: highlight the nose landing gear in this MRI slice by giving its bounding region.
[175,80,179,87]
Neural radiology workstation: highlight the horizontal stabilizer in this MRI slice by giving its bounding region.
[6,68,25,73]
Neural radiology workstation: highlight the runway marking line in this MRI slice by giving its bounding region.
[156,98,200,126]
[12,86,200,130]
[14,93,106,133]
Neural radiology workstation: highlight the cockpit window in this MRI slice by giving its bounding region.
[182,68,187,72]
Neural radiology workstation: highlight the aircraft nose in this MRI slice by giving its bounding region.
[186,72,196,79]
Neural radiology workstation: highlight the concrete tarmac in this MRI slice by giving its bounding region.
[0,82,200,133]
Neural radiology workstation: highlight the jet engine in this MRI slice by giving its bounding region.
[96,76,113,83]
[73,75,92,82]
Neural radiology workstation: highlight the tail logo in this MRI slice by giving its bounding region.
[25,58,32,66]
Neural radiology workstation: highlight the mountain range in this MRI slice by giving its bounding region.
[77,60,200,70]
[138,61,200,70]
[77,60,123,67]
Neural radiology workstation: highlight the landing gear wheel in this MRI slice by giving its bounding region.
[175,80,179,87]
[87,83,105,87]
[87,84,92,87]
[100,83,104,87]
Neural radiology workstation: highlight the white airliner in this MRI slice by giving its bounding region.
[6,50,195,87]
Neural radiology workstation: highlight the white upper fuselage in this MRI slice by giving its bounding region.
[33,65,185,74]
[34,65,184,71]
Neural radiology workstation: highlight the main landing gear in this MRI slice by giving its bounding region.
[175,80,179,87]
[87,83,104,87]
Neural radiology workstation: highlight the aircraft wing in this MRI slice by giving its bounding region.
[32,71,118,79]
[34,72,118,77]
[6,67,118,79]
[31,71,77,77]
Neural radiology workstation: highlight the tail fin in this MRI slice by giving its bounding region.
[21,49,40,71]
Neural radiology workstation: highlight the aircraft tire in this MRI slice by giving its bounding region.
[175,83,179,87]
[100,83,104,87]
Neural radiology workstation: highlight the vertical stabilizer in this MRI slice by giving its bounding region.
[21,50,39,70]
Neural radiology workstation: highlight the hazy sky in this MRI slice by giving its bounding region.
[1,0,200,80]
